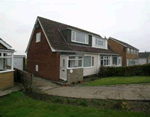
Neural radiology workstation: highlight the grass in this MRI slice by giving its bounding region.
[0,92,149,117]
[83,76,150,86]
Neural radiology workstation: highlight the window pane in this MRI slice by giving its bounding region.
[68,60,75,68]
[63,59,65,67]
[96,38,104,46]
[84,56,91,67]
[76,32,86,43]
[113,57,117,65]
[68,60,82,68]
[92,57,94,66]
[69,56,75,59]
[78,60,82,67]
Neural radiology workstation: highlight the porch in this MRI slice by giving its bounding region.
[0,49,15,90]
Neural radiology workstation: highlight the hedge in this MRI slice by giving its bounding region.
[98,64,150,77]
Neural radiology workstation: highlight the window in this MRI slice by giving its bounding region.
[36,65,38,71]
[101,56,110,66]
[84,56,94,67]
[127,48,130,53]
[68,56,83,68]
[63,59,65,67]
[71,31,88,44]
[113,57,121,65]
[131,49,133,54]
[36,32,41,43]
[96,38,104,47]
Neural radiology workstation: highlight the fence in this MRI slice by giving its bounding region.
[14,68,33,90]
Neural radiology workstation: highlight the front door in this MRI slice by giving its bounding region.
[60,55,67,81]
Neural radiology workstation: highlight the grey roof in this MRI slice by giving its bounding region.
[37,16,117,54]
[109,37,139,51]
[139,52,150,58]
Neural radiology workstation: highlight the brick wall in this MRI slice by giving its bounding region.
[108,39,126,66]
[67,69,83,83]
[27,24,60,81]
[0,71,14,90]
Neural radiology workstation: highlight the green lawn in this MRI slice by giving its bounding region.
[0,92,148,117]
[83,76,150,86]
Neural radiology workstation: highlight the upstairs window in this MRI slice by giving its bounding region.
[131,49,134,54]
[96,38,104,47]
[127,48,130,54]
[71,31,89,44]
[36,32,41,43]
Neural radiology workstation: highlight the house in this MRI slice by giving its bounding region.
[139,52,150,65]
[26,16,122,83]
[7,55,26,70]
[108,37,139,66]
[0,38,15,90]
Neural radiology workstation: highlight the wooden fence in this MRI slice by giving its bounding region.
[14,68,33,90]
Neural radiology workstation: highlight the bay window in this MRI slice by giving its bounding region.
[68,56,83,68]
[84,56,94,67]
[71,30,89,44]
[101,56,110,66]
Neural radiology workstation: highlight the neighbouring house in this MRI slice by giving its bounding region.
[26,16,122,83]
[0,38,15,90]
[108,37,139,66]
[7,55,26,70]
[139,52,150,65]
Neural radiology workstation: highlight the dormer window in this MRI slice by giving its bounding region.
[95,38,104,47]
[71,30,89,44]
[36,32,41,43]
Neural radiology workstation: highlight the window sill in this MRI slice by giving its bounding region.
[0,69,14,73]
[67,67,83,69]
[71,40,88,45]
[84,66,94,69]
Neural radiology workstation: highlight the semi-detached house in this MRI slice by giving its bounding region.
[26,16,122,83]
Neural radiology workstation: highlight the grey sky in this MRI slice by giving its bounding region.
[0,0,150,55]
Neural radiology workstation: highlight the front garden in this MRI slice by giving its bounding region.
[0,92,149,117]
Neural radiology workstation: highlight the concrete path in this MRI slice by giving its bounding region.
[0,84,22,97]
[42,84,150,100]
[31,77,150,100]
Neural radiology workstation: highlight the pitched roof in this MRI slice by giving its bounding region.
[0,38,12,49]
[36,16,117,54]
[139,52,150,58]
[109,37,139,51]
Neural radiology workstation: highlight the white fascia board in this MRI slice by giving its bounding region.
[109,38,127,47]
[0,40,11,49]
[25,18,56,53]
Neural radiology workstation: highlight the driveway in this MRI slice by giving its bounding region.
[32,77,150,100]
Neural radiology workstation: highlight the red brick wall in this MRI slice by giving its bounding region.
[27,25,60,81]
[108,39,126,66]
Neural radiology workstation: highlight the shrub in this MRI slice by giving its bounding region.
[98,64,150,77]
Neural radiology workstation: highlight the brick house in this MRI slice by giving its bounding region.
[26,16,122,83]
[108,37,139,66]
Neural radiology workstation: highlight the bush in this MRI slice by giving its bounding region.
[98,64,150,77]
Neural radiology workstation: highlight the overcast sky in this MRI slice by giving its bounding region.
[0,0,150,55]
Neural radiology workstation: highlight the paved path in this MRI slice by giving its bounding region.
[42,84,150,100]
[0,84,22,97]
[32,77,150,100]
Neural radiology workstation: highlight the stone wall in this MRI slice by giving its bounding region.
[67,68,83,83]
[0,71,14,90]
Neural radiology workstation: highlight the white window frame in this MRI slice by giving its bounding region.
[84,56,94,68]
[127,48,130,54]
[131,49,134,54]
[71,30,89,44]
[101,56,110,66]
[36,32,41,43]
[36,65,38,72]
[67,55,83,69]
[95,37,105,47]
